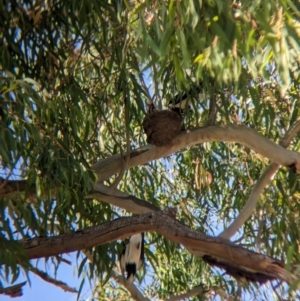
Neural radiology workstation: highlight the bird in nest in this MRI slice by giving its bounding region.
[142,84,202,146]
[120,233,144,283]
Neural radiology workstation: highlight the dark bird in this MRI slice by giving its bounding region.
[120,233,144,283]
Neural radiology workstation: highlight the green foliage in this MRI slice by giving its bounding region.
[0,0,300,300]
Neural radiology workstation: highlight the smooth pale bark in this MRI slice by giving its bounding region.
[93,125,300,182]
[19,210,289,283]
[111,270,151,301]
[87,183,160,214]
[219,120,300,239]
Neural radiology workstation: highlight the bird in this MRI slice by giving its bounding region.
[120,233,144,283]
[168,83,203,114]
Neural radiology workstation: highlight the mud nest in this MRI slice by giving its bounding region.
[142,110,182,146]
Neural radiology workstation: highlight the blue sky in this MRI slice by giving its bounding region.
[2,253,91,301]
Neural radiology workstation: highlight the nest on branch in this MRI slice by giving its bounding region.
[142,109,183,146]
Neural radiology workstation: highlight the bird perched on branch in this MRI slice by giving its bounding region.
[120,233,144,283]
[168,84,203,114]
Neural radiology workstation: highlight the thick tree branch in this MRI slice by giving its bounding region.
[219,120,300,239]
[16,211,290,283]
[93,125,300,182]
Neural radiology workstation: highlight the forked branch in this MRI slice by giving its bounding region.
[220,120,300,239]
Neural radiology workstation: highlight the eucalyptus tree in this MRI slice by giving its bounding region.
[1,0,300,300]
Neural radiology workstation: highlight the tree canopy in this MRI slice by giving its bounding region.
[1,0,300,300]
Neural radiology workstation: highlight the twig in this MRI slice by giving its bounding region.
[152,63,162,109]
[111,270,151,301]
[164,285,207,301]
[29,265,77,293]
[132,54,153,105]
[0,169,13,190]
[56,255,72,265]
[83,248,150,301]
[98,100,129,189]
[0,281,27,298]
[111,90,131,189]
[255,208,264,251]
[98,102,122,153]
[207,80,217,126]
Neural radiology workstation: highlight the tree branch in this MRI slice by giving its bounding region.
[84,244,150,301]
[92,125,300,182]
[219,163,278,240]
[0,178,37,201]
[87,183,160,213]
[29,265,77,293]
[15,210,291,284]
[112,271,207,301]
[111,270,151,301]
[0,281,27,298]
[164,285,207,301]
[110,89,131,189]
[219,120,300,239]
